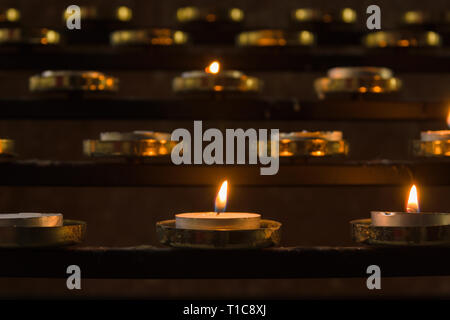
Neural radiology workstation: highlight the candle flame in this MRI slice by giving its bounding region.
[214,180,228,213]
[406,184,420,213]
[206,61,220,74]
[447,108,450,128]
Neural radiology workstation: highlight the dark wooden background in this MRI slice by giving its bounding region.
[0,0,449,299]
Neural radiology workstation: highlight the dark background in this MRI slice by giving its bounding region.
[0,0,449,298]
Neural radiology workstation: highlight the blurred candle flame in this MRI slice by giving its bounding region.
[205,61,220,74]
[406,184,420,213]
[214,180,228,213]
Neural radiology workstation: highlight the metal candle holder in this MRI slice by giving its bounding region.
[110,29,188,46]
[363,30,441,48]
[176,6,244,24]
[291,7,357,24]
[156,219,281,249]
[173,70,262,93]
[0,220,86,248]
[351,218,450,246]
[62,5,133,23]
[0,28,61,45]
[314,67,402,100]
[261,131,348,157]
[83,131,176,159]
[237,29,315,47]
[29,70,118,92]
[413,132,450,157]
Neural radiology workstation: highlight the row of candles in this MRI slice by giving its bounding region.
[0,5,446,48]
[1,6,447,26]
[28,63,402,97]
[1,178,448,249]
[18,61,450,159]
[178,181,450,230]
[0,26,442,48]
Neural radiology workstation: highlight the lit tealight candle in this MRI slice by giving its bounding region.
[420,109,450,141]
[0,213,63,227]
[175,180,261,230]
[172,61,262,93]
[371,185,450,227]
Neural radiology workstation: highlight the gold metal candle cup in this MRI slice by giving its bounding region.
[83,131,176,158]
[29,71,118,92]
[0,220,86,248]
[364,31,441,48]
[262,131,348,157]
[176,7,244,23]
[63,5,133,22]
[110,29,188,46]
[413,131,450,157]
[172,70,262,93]
[237,29,315,47]
[351,218,450,246]
[157,219,281,249]
[314,67,402,99]
[0,28,60,45]
[292,8,357,24]
[0,139,15,157]
[413,139,450,157]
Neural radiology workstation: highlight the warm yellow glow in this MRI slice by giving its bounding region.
[206,14,216,22]
[398,39,410,47]
[46,30,60,44]
[358,87,367,93]
[299,30,314,45]
[295,9,309,21]
[406,184,419,213]
[206,61,220,74]
[6,8,20,22]
[229,8,244,21]
[372,86,382,93]
[447,108,450,128]
[215,180,228,212]
[404,11,422,24]
[117,6,132,21]
[341,8,357,23]
[426,31,440,46]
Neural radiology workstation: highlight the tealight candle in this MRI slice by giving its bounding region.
[172,61,262,93]
[280,131,343,141]
[314,66,402,99]
[0,213,63,227]
[175,180,261,230]
[371,185,450,227]
[420,110,450,141]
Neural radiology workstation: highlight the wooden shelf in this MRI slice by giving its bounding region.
[0,245,448,279]
[0,98,447,121]
[0,160,449,186]
[1,45,449,72]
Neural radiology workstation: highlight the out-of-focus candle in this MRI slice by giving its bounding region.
[421,109,450,141]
